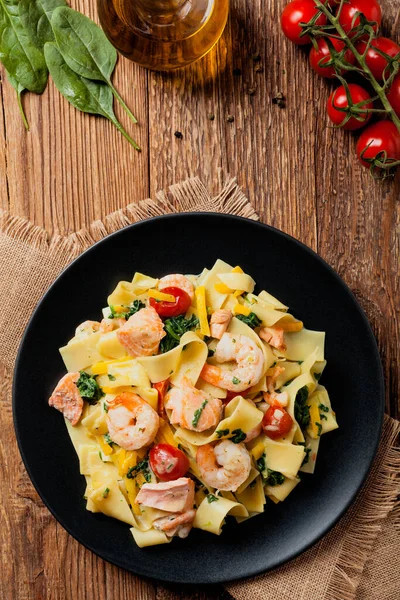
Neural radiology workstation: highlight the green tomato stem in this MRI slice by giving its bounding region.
[108,82,138,125]
[314,0,400,133]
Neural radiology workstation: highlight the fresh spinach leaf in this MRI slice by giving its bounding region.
[229,428,246,444]
[108,299,145,320]
[0,0,48,93]
[51,6,137,126]
[19,0,66,49]
[160,314,199,353]
[76,371,104,404]
[265,469,285,486]
[236,312,262,329]
[294,385,310,430]
[44,43,140,149]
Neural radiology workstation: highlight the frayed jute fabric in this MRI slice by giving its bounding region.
[1,176,399,600]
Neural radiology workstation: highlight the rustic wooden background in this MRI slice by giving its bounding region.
[0,0,399,598]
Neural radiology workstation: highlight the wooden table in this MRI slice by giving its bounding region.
[1,0,399,598]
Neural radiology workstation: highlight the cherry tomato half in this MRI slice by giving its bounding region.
[281,0,327,45]
[355,37,400,81]
[149,286,191,318]
[387,74,400,118]
[149,443,190,482]
[262,406,293,440]
[309,37,355,78]
[356,121,400,169]
[327,84,373,131]
[153,379,170,416]
[338,0,382,38]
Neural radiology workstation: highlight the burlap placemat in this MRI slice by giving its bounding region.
[1,176,399,600]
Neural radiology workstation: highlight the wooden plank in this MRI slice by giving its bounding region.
[0,0,149,235]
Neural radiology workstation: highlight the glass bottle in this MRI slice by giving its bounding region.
[97,0,230,71]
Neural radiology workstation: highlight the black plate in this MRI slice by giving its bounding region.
[13,213,384,584]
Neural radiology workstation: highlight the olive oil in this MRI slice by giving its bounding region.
[97,0,230,71]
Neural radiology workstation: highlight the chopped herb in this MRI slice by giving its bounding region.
[76,371,104,404]
[265,469,285,486]
[294,385,310,430]
[300,445,311,467]
[236,312,262,329]
[232,376,241,385]
[102,487,110,499]
[207,494,219,503]
[256,453,266,474]
[319,403,329,412]
[230,428,246,443]
[160,314,199,353]
[104,433,114,445]
[314,372,322,381]
[216,428,230,439]
[298,360,303,365]
[316,422,322,437]
[103,403,108,413]
[192,399,208,428]
[127,458,151,482]
[108,299,145,320]
[208,348,215,357]
[232,338,236,343]
[283,378,295,387]
[108,374,116,381]
[98,451,104,461]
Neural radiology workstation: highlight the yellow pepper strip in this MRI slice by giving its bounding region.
[234,289,245,298]
[233,303,251,317]
[252,441,265,461]
[96,435,113,456]
[214,282,233,294]
[124,476,141,515]
[277,319,303,332]
[122,451,137,475]
[232,265,244,273]
[195,286,210,337]
[118,449,127,475]
[91,361,109,375]
[309,402,321,438]
[147,289,176,303]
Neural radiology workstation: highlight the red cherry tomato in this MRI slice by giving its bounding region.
[309,37,355,78]
[223,388,251,404]
[387,74,400,118]
[262,406,293,440]
[356,121,400,169]
[327,84,373,131]
[153,379,169,416]
[338,0,382,38]
[149,286,191,318]
[281,0,328,45]
[149,443,189,482]
[355,37,400,81]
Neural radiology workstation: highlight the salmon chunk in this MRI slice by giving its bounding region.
[210,309,232,340]
[48,372,83,426]
[135,477,195,513]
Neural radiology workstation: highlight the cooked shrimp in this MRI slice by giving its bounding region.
[99,317,125,333]
[263,390,289,408]
[210,309,232,340]
[153,509,196,538]
[266,364,285,392]
[48,372,83,426]
[75,320,100,338]
[158,274,194,301]
[259,326,286,351]
[117,307,165,357]
[200,332,264,393]
[106,392,159,450]
[165,379,222,432]
[196,440,251,492]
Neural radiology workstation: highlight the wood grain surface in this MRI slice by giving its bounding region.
[0,1,399,599]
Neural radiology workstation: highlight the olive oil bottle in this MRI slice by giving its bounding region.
[97,0,230,71]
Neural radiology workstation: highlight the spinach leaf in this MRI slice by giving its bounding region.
[51,6,137,126]
[236,312,262,329]
[294,385,310,430]
[76,371,104,404]
[265,469,285,486]
[207,494,219,503]
[229,428,246,444]
[108,299,145,320]
[19,0,66,49]
[127,458,151,482]
[160,314,199,353]
[44,43,140,150]
[0,0,48,93]
[6,71,29,130]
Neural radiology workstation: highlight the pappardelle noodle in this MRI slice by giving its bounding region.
[49,260,338,548]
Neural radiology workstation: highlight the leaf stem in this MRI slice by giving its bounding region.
[110,116,141,151]
[16,89,29,131]
[108,82,138,125]
[314,0,400,133]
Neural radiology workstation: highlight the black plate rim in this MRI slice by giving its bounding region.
[12,212,385,584]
